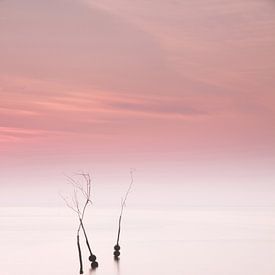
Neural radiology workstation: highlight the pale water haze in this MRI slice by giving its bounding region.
[0,206,275,275]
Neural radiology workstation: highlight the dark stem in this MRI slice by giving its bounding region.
[116,214,122,245]
[77,234,84,274]
[79,218,93,256]
[114,171,134,252]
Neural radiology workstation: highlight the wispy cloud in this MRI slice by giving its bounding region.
[0,0,274,158]
[1,74,273,139]
[0,75,210,123]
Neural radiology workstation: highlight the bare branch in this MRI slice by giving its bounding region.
[114,169,135,258]
[120,169,134,216]
[59,192,79,214]
[61,172,98,272]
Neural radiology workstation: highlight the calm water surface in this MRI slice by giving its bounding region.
[0,206,275,275]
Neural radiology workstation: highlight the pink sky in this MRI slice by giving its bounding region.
[0,0,275,205]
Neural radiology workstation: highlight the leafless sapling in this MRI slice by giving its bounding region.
[113,170,134,259]
[61,173,98,273]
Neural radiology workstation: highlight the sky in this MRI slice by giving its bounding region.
[0,0,275,206]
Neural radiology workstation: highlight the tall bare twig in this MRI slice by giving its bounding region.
[113,170,134,259]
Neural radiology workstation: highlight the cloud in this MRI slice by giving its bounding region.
[0,75,209,124]
[0,0,274,157]
[86,0,275,95]
[102,96,207,118]
[1,74,274,144]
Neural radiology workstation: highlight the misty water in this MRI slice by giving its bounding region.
[0,206,274,275]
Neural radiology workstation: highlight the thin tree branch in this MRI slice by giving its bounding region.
[61,172,98,272]
[114,170,134,258]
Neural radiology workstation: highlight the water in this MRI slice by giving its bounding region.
[0,206,275,275]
